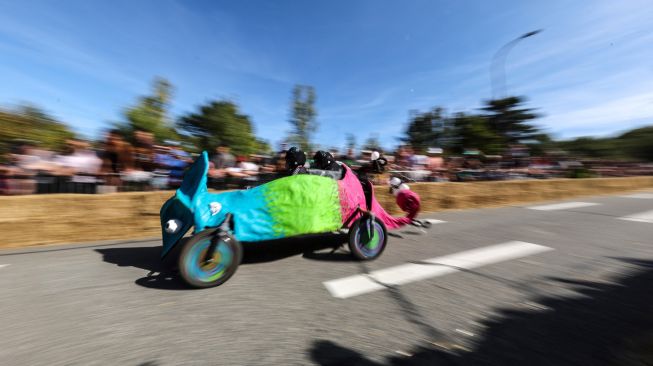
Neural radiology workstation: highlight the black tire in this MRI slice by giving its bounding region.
[178,229,242,288]
[348,215,388,260]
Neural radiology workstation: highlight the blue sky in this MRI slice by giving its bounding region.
[1,0,652,150]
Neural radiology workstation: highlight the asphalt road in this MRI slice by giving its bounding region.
[1,191,652,365]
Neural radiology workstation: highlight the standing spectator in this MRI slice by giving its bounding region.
[426,148,444,170]
[426,147,446,181]
[396,145,414,168]
[116,130,155,189]
[238,156,260,176]
[209,145,236,178]
[251,154,275,174]
[340,148,356,167]
[154,143,190,188]
[12,142,65,194]
[100,129,134,187]
[152,145,172,189]
[0,144,36,195]
[54,139,102,176]
[53,139,102,193]
[274,148,288,174]
[133,130,156,173]
[13,141,59,174]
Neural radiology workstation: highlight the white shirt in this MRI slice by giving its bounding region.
[55,150,102,174]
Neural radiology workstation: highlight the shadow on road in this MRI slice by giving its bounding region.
[95,246,191,290]
[95,233,350,290]
[96,246,163,273]
[242,233,349,264]
[309,258,653,365]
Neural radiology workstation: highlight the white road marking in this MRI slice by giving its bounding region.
[455,329,475,337]
[522,301,551,311]
[395,350,413,357]
[621,193,653,199]
[620,210,653,223]
[323,241,553,298]
[528,202,599,211]
[425,219,446,224]
[0,264,9,269]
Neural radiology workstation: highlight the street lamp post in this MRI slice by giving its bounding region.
[491,29,542,100]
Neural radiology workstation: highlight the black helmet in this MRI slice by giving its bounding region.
[285,147,306,171]
[312,150,336,170]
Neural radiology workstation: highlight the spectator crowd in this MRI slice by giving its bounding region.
[1,132,652,195]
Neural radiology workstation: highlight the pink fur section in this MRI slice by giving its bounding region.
[337,165,416,230]
[337,165,366,224]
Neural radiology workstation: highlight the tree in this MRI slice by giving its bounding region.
[551,126,653,161]
[255,138,273,155]
[482,96,539,144]
[526,133,555,157]
[0,105,75,161]
[450,113,502,155]
[401,107,449,153]
[556,137,617,159]
[288,85,318,151]
[119,77,177,142]
[178,100,257,155]
[362,133,382,152]
[617,126,653,161]
[345,133,356,152]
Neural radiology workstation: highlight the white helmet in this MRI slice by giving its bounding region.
[388,177,410,196]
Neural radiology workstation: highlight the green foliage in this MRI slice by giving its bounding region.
[400,96,541,156]
[362,133,382,151]
[482,96,539,144]
[451,113,503,155]
[0,105,75,161]
[556,137,620,159]
[617,126,653,161]
[567,167,595,179]
[345,133,356,151]
[255,138,273,155]
[288,85,318,151]
[555,126,653,161]
[119,77,178,142]
[178,100,257,156]
[526,133,555,156]
[402,107,449,153]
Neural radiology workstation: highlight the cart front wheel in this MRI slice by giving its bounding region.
[178,230,242,288]
[348,216,387,260]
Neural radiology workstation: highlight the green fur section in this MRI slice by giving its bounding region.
[263,175,342,237]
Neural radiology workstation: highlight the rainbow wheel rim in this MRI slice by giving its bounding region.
[355,221,384,257]
[185,238,234,283]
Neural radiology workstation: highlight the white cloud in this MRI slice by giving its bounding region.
[539,91,653,137]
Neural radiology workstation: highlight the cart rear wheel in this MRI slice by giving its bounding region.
[348,216,387,260]
[178,230,242,288]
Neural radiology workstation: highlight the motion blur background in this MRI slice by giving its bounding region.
[1,0,652,195]
[2,1,653,365]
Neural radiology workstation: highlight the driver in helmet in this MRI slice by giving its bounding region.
[389,177,420,220]
[308,150,344,180]
[284,147,308,175]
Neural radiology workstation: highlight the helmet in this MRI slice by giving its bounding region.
[312,150,336,170]
[389,177,409,196]
[389,177,402,189]
[285,147,306,171]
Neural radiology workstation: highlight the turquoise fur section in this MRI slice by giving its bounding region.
[196,187,278,242]
[172,151,278,241]
[176,151,209,212]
